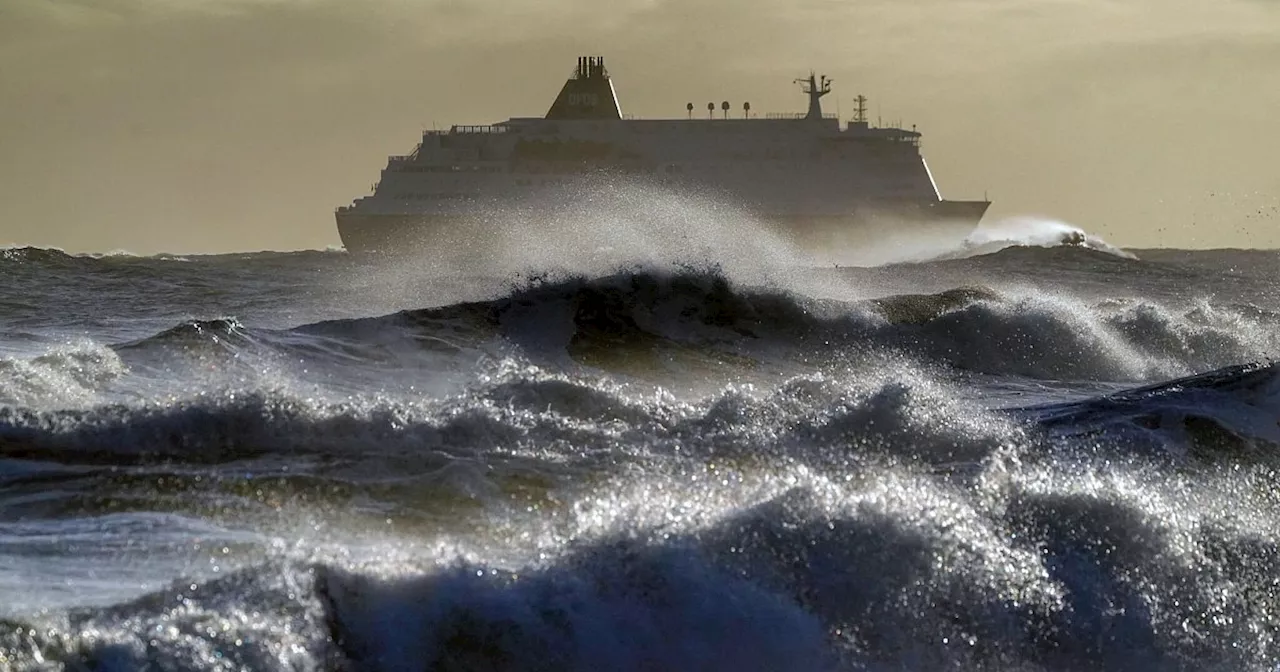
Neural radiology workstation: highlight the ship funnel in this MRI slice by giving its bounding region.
[545,55,623,120]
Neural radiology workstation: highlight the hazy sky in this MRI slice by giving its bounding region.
[2,0,1278,253]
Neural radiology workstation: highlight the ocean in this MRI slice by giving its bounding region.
[2,218,1280,670]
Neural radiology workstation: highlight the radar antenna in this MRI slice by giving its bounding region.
[852,94,868,124]
[794,72,832,120]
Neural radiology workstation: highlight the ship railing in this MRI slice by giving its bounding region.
[764,113,838,120]
[450,125,510,134]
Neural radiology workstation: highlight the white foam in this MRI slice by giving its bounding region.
[953,216,1136,260]
[0,342,127,409]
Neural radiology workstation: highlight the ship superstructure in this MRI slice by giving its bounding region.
[336,56,989,259]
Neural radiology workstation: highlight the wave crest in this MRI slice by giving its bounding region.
[98,266,1280,385]
[937,217,1137,261]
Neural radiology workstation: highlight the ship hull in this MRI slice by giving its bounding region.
[335,199,990,264]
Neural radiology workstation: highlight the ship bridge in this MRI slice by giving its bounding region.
[535,57,917,142]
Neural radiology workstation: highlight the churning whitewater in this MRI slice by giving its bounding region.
[2,220,1280,671]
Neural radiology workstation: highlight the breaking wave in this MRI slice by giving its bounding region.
[0,343,126,409]
[933,217,1136,261]
[0,361,1011,474]
[5,362,1280,669]
[5,242,1280,669]
[92,267,1280,384]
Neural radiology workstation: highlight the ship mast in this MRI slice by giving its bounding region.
[852,94,868,124]
[795,72,832,120]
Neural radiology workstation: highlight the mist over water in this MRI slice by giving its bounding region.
[2,218,1280,670]
[386,184,821,294]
